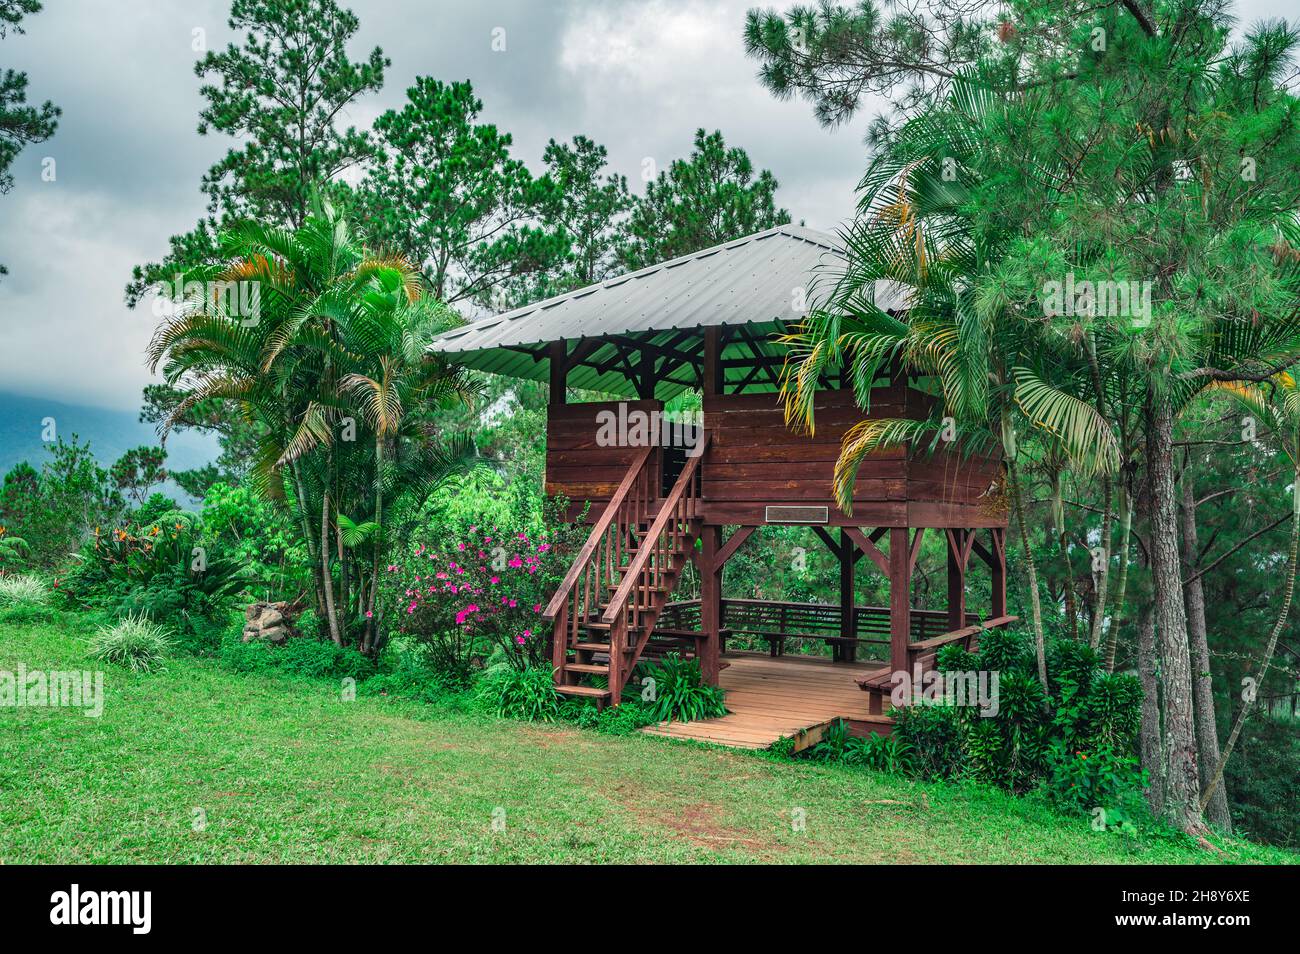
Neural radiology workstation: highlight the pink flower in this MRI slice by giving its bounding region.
[458,542,466,551]
[515,635,526,645]
[533,603,542,613]
[365,611,373,619]
[490,576,500,584]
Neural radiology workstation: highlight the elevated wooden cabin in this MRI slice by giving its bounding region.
[429,226,1013,745]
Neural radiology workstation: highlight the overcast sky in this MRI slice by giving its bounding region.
[0,0,1294,410]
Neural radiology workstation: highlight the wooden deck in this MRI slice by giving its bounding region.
[642,652,891,750]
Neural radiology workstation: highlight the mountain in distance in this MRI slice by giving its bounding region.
[0,391,220,502]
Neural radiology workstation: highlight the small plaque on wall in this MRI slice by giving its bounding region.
[765,505,829,524]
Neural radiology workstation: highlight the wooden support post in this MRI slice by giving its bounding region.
[839,529,857,662]
[990,527,1007,618]
[947,529,967,630]
[889,527,911,677]
[703,327,721,397]
[548,341,567,406]
[699,524,722,685]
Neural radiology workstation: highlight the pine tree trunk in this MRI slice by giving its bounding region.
[1199,472,1300,814]
[1180,470,1231,830]
[1147,395,1204,833]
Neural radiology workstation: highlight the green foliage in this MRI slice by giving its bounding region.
[0,438,123,571]
[59,509,249,647]
[474,664,560,722]
[201,481,310,599]
[642,653,727,723]
[622,128,789,271]
[358,77,565,304]
[1225,714,1300,849]
[109,445,167,506]
[220,630,375,682]
[88,613,175,673]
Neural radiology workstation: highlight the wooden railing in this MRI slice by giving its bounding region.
[544,444,658,680]
[657,598,988,657]
[603,433,710,685]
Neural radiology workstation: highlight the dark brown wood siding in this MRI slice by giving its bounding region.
[546,388,1006,528]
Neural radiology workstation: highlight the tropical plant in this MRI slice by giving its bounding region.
[641,653,727,723]
[88,613,175,673]
[147,200,479,653]
[476,663,561,722]
[0,572,49,606]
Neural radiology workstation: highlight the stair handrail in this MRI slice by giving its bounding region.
[542,443,655,622]
[602,432,711,623]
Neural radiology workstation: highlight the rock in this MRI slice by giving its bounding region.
[261,625,289,645]
[241,600,306,644]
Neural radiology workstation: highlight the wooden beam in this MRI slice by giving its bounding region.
[715,525,757,568]
[908,526,926,574]
[946,528,967,630]
[990,527,1007,618]
[839,528,857,662]
[842,526,889,577]
[703,326,721,397]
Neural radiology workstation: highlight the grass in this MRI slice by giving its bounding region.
[1,613,1294,864]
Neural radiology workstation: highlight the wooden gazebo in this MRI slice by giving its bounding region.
[429,226,1012,740]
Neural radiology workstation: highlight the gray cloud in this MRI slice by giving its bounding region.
[0,0,1293,409]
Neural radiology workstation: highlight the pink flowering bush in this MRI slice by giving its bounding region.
[384,524,578,675]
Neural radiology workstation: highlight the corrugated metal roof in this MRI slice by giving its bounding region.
[426,224,904,399]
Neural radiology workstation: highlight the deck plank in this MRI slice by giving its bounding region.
[641,652,888,750]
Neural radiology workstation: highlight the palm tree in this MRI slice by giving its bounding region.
[149,200,478,649]
[780,76,1118,696]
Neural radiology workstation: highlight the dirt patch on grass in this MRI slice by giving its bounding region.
[625,797,789,860]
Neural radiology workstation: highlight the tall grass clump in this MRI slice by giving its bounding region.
[88,613,175,673]
[0,574,51,607]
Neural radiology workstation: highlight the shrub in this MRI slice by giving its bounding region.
[219,631,375,681]
[0,574,52,607]
[891,704,962,779]
[641,653,726,723]
[475,664,560,721]
[61,510,250,641]
[88,613,175,673]
[384,524,580,676]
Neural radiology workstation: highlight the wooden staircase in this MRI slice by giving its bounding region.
[543,434,711,706]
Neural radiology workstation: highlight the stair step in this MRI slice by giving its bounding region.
[574,641,611,651]
[564,662,609,674]
[579,621,643,633]
[555,684,611,699]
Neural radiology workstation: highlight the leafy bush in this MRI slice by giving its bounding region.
[219,631,375,681]
[888,629,1146,816]
[384,523,579,677]
[641,653,726,723]
[88,613,175,673]
[60,510,250,642]
[800,720,915,773]
[1225,714,1300,848]
[0,574,52,607]
[475,664,560,721]
[560,698,657,735]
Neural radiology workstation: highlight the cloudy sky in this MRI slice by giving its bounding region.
[0,0,1294,410]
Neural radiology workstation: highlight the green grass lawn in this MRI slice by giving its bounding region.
[1,612,1293,864]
